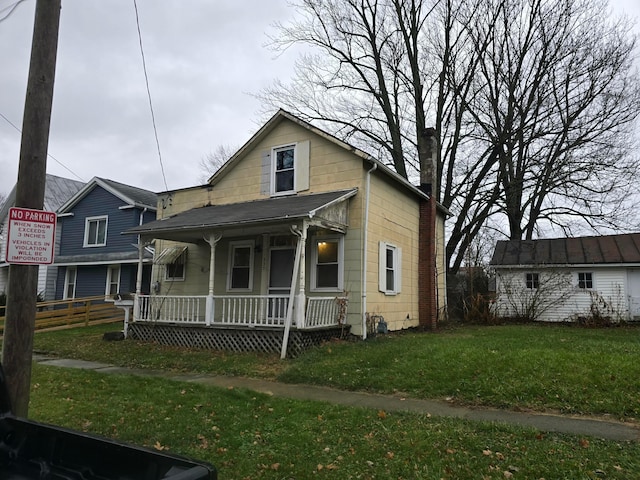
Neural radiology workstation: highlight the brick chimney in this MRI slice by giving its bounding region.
[418,127,438,329]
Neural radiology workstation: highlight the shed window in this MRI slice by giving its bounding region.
[525,272,539,289]
[578,272,593,289]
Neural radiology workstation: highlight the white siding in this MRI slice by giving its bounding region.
[495,267,630,322]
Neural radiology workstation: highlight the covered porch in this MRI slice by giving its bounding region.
[125,189,357,357]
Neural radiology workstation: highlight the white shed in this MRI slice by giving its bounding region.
[490,234,640,323]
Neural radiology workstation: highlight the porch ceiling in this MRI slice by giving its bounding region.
[125,189,357,243]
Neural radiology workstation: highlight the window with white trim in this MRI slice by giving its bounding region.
[64,267,77,299]
[272,145,295,194]
[227,242,254,291]
[166,250,186,280]
[84,216,108,247]
[578,272,593,289]
[106,265,121,297]
[311,236,343,291]
[525,272,539,289]
[261,141,309,196]
[379,242,401,295]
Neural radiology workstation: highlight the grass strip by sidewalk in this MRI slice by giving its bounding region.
[29,364,640,480]
[32,323,640,419]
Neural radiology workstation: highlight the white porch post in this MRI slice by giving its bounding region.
[281,222,307,359]
[131,238,150,336]
[204,233,222,325]
[295,222,308,328]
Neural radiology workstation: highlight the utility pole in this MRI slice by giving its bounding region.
[2,0,61,417]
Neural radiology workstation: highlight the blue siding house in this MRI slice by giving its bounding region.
[54,177,157,301]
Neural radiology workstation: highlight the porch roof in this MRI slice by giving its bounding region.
[125,189,358,242]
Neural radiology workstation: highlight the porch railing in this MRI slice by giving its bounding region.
[135,294,348,329]
[303,297,348,329]
[137,295,207,323]
[217,295,289,327]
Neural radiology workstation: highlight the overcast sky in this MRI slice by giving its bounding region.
[1,0,639,199]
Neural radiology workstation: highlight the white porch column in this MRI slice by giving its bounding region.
[204,233,222,325]
[294,222,308,328]
[281,222,307,359]
[132,238,151,335]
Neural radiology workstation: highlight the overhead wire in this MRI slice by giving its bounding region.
[0,0,27,24]
[0,111,85,182]
[132,0,169,191]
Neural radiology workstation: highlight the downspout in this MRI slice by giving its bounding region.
[362,160,377,339]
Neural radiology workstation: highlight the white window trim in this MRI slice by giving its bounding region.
[577,271,594,289]
[165,250,186,281]
[105,264,121,299]
[270,143,297,196]
[310,235,344,292]
[379,241,402,295]
[525,272,539,289]
[64,267,77,300]
[83,215,108,247]
[226,240,255,292]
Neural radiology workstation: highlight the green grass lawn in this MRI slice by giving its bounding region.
[20,323,640,478]
[28,364,640,480]
[32,322,640,419]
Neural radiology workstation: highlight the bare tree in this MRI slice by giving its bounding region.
[260,0,640,272]
[198,144,237,183]
[464,0,640,240]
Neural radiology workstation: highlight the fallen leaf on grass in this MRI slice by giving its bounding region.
[153,441,166,451]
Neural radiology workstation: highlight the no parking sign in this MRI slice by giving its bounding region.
[5,207,57,265]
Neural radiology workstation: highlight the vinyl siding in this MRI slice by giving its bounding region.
[495,267,630,322]
[58,187,143,256]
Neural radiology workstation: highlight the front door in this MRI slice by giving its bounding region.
[269,247,295,318]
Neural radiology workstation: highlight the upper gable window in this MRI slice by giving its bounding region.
[84,216,107,247]
[263,141,310,197]
[273,145,295,195]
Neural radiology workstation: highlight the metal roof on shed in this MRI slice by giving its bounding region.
[490,233,640,266]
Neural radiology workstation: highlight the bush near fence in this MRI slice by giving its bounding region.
[0,295,124,334]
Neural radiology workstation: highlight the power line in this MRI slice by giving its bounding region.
[0,111,85,182]
[132,0,168,191]
[0,0,27,24]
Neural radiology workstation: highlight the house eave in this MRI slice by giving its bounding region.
[492,263,640,270]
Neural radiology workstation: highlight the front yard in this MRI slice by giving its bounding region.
[21,323,640,479]
[32,323,640,419]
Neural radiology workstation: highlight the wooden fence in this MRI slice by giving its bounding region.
[0,296,125,334]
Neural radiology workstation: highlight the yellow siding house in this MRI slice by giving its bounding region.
[126,110,447,357]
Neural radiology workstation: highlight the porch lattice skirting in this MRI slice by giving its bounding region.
[127,323,350,358]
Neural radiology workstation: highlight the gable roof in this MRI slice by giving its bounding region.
[127,189,358,241]
[207,109,431,203]
[57,177,157,214]
[490,233,640,267]
[0,174,84,221]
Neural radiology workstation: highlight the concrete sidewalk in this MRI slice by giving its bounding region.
[34,355,640,442]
